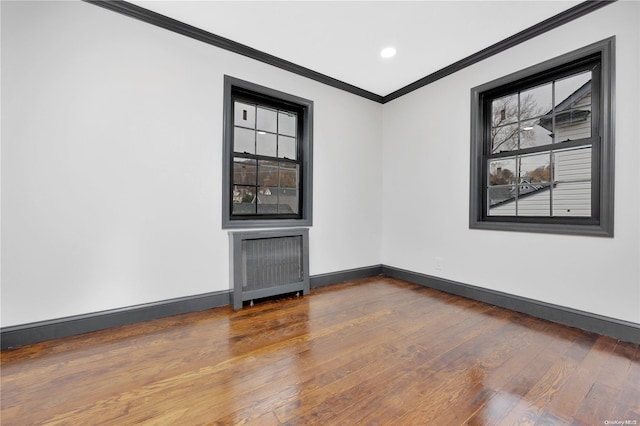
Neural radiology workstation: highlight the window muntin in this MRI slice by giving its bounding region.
[485,64,596,219]
[223,76,313,229]
[232,98,302,219]
[470,38,614,237]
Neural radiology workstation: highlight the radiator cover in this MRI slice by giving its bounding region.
[229,228,310,310]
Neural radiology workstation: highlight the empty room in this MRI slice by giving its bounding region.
[1,0,639,424]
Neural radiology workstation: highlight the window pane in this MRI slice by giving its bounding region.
[517,153,552,217]
[233,158,256,185]
[520,82,552,119]
[552,181,591,217]
[256,201,278,214]
[554,146,592,183]
[257,160,279,188]
[234,101,255,128]
[257,188,299,215]
[255,163,299,215]
[519,152,551,185]
[554,72,592,142]
[555,71,592,108]
[232,185,257,215]
[279,111,297,137]
[278,188,299,214]
[256,107,277,133]
[492,94,518,126]
[279,163,299,214]
[256,132,277,157]
[516,184,550,216]
[279,163,298,189]
[278,135,297,159]
[488,158,516,186]
[488,186,516,216]
[492,123,519,153]
[256,179,278,214]
[520,117,553,148]
[234,127,255,154]
[555,106,592,142]
[256,159,299,215]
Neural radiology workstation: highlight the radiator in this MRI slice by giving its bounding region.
[229,228,310,310]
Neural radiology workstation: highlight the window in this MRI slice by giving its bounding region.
[222,76,313,229]
[470,38,614,237]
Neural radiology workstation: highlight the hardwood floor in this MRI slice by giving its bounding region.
[2,277,639,425]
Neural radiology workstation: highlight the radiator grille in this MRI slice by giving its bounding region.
[241,236,303,291]
[230,228,309,310]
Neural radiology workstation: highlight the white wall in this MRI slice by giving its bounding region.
[2,1,638,329]
[1,1,383,327]
[382,1,640,324]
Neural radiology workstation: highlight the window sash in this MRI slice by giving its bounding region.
[222,76,313,229]
[469,37,614,237]
[480,62,600,221]
[229,94,304,220]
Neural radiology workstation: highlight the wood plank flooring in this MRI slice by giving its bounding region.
[2,277,639,425]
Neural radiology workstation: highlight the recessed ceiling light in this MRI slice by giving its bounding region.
[380,47,396,59]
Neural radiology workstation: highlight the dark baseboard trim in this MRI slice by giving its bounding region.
[0,266,383,349]
[382,265,640,344]
[310,264,383,288]
[3,263,636,349]
[0,291,230,350]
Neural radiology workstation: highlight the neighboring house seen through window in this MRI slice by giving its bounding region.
[470,38,614,237]
[222,76,313,229]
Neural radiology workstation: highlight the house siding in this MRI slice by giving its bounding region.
[555,92,592,142]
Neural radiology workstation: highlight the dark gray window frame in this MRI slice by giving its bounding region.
[222,75,313,229]
[469,37,615,237]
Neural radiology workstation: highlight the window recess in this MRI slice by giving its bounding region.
[470,38,614,237]
[222,76,313,229]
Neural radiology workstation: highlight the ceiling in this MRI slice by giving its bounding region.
[129,1,584,97]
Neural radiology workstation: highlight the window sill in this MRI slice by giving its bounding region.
[222,217,312,230]
[469,219,613,237]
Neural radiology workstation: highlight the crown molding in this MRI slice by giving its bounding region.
[381,0,617,103]
[83,0,384,103]
[83,0,616,104]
